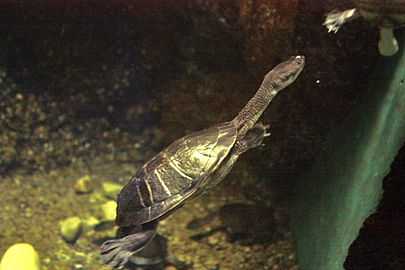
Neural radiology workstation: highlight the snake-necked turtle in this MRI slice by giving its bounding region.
[100,55,305,269]
[323,0,405,56]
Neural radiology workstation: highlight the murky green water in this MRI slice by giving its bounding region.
[1,1,403,270]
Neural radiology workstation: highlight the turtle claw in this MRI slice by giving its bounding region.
[100,229,156,269]
[263,123,271,138]
[100,239,132,269]
[238,123,271,152]
[323,8,359,33]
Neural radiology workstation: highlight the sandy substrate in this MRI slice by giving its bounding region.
[0,2,383,269]
[0,158,298,270]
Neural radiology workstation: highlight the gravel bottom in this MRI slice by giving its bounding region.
[0,158,298,270]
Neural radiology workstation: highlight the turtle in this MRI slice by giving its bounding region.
[323,0,405,56]
[100,55,305,269]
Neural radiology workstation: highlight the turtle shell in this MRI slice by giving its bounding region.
[116,121,237,227]
[355,0,405,27]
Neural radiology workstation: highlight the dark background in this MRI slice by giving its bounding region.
[0,1,402,269]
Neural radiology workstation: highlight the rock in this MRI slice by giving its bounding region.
[60,217,83,243]
[74,175,94,194]
[101,200,117,221]
[208,264,219,270]
[88,191,105,204]
[101,182,123,199]
[94,220,115,231]
[82,216,100,232]
[73,263,84,270]
[0,243,40,270]
[208,237,219,245]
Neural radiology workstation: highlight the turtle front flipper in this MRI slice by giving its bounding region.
[242,123,270,150]
[100,227,156,269]
[234,123,270,155]
[378,26,399,56]
[324,8,360,33]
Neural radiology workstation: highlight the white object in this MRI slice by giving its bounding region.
[378,27,399,56]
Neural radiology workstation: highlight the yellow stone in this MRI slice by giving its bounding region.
[101,182,123,199]
[74,175,94,194]
[102,200,117,221]
[0,243,40,270]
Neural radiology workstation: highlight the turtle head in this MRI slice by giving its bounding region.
[265,55,305,92]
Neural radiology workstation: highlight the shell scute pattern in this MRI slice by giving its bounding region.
[116,121,237,226]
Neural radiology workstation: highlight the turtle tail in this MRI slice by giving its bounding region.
[100,229,156,269]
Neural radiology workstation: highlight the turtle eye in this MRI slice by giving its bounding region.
[295,55,304,65]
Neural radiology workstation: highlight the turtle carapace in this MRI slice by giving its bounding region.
[100,55,305,269]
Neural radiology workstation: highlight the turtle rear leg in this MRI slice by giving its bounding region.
[100,226,157,269]
[323,8,360,33]
[378,27,398,56]
[236,122,270,154]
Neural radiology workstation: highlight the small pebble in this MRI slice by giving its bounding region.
[209,265,219,270]
[208,237,219,245]
[272,265,280,270]
[88,191,105,204]
[74,175,94,194]
[82,216,100,232]
[60,217,83,243]
[101,182,123,199]
[73,263,84,270]
[207,203,217,210]
[0,243,40,270]
[101,200,117,221]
